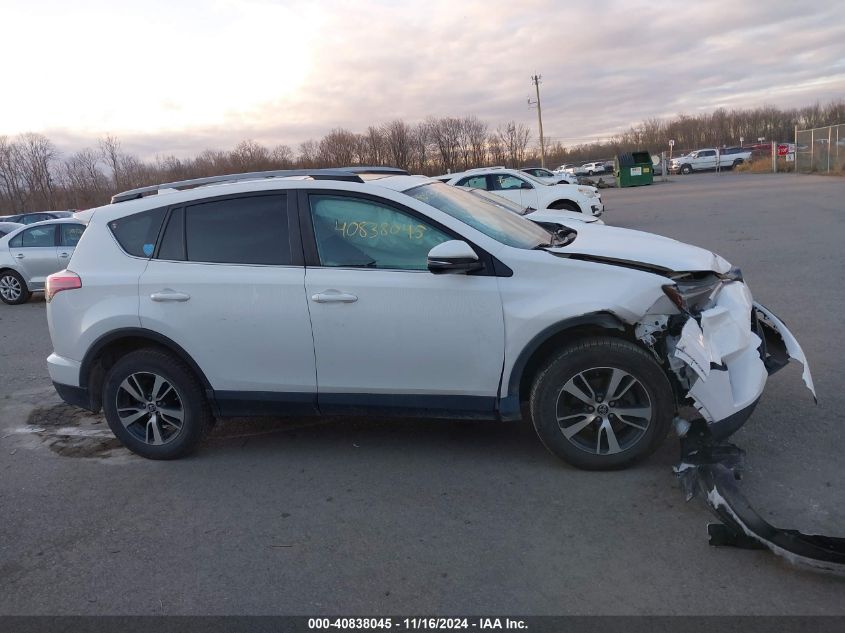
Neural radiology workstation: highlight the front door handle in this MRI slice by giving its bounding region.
[150,290,191,302]
[14,253,24,259]
[311,289,358,304]
[59,252,70,259]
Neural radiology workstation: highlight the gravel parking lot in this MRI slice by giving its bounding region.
[1,172,843,615]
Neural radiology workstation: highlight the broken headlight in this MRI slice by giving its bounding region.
[662,274,725,314]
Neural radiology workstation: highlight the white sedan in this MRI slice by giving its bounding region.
[440,168,604,217]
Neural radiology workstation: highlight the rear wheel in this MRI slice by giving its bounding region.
[529,337,674,470]
[0,270,31,305]
[102,348,212,459]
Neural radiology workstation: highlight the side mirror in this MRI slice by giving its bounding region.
[520,182,533,190]
[427,240,483,275]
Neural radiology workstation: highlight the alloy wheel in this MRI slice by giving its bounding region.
[555,367,652,455]
[115,372,185,446]
[0,274,22,302]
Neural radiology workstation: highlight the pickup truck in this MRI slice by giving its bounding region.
[670,148,752,174]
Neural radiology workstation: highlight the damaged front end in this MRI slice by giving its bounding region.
[634,268,843,572]
[636,267,816,439]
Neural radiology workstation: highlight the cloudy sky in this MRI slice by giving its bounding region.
[2,0,843,157]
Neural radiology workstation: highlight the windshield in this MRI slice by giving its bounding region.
[519,171,553,186]
[404,182,550,249]
[464,187,528,214]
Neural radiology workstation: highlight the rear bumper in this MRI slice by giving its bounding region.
[47,352,82,387]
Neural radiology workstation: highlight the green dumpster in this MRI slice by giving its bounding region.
[615,151,654,187]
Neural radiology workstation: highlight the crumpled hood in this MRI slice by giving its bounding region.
[549,223,731,274]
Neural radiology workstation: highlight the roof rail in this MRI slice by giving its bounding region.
[338,166,410,175]
[110,167,407,204]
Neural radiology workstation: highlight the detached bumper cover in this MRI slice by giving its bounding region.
[677,440,845,574]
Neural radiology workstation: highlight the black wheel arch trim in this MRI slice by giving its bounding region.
[501,312,629,416]
[79,327,214,393]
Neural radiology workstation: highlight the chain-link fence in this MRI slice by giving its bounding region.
[796,124,844,174]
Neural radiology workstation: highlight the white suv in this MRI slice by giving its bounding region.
[442,168,603,216]
[46,168,813,468]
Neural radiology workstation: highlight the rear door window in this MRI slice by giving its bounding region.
[457,175,488,190]
[157,208,185,261]
[14,225,56,247]
[184,195,289,265]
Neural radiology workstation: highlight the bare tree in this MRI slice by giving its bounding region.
[382,120,413,170]
[271,144,294,168]
[410,122,431,174]
[318,128,358,166]
[497,121,531,167]
[298,139,320,168]
[16,133,58,209]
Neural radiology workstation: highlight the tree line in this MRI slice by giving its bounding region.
[1,100,842,214]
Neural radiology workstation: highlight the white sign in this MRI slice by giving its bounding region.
[668,139,675,147]
[786,153,795,162]
[630,167,642,176]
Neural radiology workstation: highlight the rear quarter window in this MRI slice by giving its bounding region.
[108,208,167,258]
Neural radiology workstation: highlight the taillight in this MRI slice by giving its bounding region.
[45,271,82,302]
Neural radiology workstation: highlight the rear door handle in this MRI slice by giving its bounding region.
[150,290,191,302]
[14,254,24,259]
[311,290,358,303]
[59,252,70,259]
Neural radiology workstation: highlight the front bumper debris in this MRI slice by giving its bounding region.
[676,434,845,574]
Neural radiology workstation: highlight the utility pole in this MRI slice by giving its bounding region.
[528,74,545,168]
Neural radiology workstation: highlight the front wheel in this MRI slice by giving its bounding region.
[102,348,213,459]
[549,200,581,213]
[529,337,674,470]
[680,164,693,174]
[0,270,31,305]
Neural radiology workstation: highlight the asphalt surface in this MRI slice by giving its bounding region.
[0,172,843,615]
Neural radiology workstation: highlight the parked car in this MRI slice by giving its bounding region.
[670,148,752,174]
[441,168,603,216]
[553,163,577,173]
[46,168,812,469]
[0,222,23,238]
[0,211,74,225]
[580,162,606,176]
[520,167,577,185]
[561,164,590,177]
[0,219,86,305]
[462,186,604,225]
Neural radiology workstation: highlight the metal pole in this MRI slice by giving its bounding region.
[794,125,798,174]
[531,74,545,169]
[810,128,816,172]
[772,141,776,174]
[828,126,832,173]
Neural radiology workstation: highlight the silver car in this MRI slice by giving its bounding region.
[0,218,86,305]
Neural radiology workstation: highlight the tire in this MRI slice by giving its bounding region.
[732,159,743,168]
[102,348,212,459]
[0,270,31,305]
[549,200,581,213]
[529,336,674,470]
[680,164,692,174]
